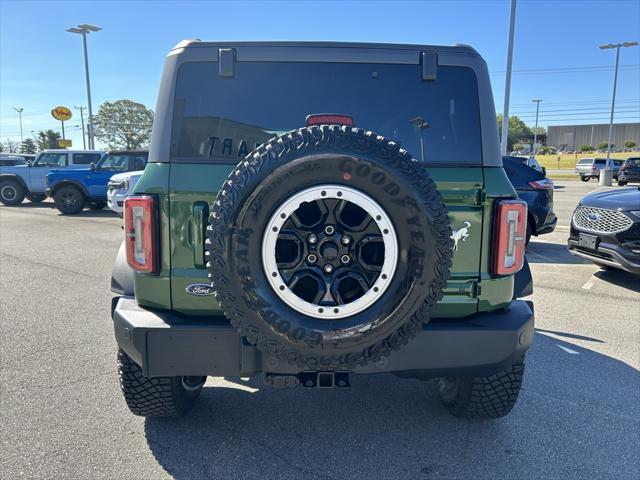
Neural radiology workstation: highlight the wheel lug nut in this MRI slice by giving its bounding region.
[341,235,351,245]
[307,254,317,263]
[308,234,317,244]
[340,255,350,264]
[324,225,335,235]
[323,264,334,274]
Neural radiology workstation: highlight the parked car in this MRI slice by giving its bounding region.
[0,154,27,166]
[0,149,104,205]
[111,40,534,420]
[505,155,546,176]
[107,169,146,215]
[575,157,623,182]
[503,156,557,244]
[45,150,148,214]
[617,157,640,186]
[568,187,640,274]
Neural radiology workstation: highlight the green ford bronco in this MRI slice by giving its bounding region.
[111,40,534,419]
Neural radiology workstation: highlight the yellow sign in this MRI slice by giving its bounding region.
[58,139,72,148]
[51,106,72,121]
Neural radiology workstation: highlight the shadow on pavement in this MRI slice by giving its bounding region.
[144,333,640,480]
[54,209,119,218]
[593,268,640,293]
[526,241,591,265]
[535,328,604,343]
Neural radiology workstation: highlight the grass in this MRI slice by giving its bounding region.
[536,151,640,170]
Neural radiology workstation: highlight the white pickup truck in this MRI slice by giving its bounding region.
[0,149,104,205]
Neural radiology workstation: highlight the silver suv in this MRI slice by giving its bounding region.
[575,157,622,182]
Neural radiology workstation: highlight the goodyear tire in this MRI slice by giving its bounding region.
[118,349,205,418]
[207,126,452,370]
[0,179,26,206]
[53,185,86,214]
[437,357,525,419]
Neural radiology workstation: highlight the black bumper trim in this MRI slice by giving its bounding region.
[112,297,534,378]
[568,239,640,274]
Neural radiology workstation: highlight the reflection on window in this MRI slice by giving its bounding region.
[35,153,67,167]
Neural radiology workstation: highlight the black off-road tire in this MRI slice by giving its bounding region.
[207,125,452,371]
[0,179,26,206]
[26,193,46,203]
[617,180,627,186]
[53,185,86,214]
[437,357,525,419]
[580,176,590,182]
[117,349,204,418]
[88,200,107,210]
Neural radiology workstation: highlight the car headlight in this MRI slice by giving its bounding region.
[122,179,129,191]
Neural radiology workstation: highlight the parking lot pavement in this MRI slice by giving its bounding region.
[1,188,638,480]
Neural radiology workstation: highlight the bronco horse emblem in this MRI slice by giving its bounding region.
[451,221,471,251]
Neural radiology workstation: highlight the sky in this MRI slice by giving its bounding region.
[1,0,639,150]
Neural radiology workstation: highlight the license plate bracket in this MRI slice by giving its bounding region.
[578,233,598,250]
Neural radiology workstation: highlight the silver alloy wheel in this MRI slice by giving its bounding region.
[1,185,17,201]
[262,185,398,319]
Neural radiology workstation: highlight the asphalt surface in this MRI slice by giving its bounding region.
[1,182,639,480]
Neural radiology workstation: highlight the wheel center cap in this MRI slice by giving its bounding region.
[320,241,339,261]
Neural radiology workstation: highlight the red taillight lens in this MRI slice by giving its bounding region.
[528,178,554,190]
[306,114,354,127]
[124,195,157,273]
[493,200,527,276]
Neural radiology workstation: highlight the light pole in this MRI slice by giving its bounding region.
[12,107,24,144]
[67,24,101,150]
[75,106,87,149]
[500,0,517,155]
[598,41,639,186]
[531,99,542,155]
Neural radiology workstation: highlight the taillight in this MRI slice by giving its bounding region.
[124,195,157,273]
[528,178,554,190]
[493,200,527,276]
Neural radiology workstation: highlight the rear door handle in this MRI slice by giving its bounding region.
[192,202,209,268]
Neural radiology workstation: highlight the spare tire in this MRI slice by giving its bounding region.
[207,126,452,370]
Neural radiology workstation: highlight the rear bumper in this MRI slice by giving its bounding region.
[536,213,557,235]
[568,239,640,274]
[112,297,534,378]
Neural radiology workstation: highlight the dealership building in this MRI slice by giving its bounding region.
[546,122,640,150]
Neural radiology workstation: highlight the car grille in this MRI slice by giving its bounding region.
[572,206,633,234]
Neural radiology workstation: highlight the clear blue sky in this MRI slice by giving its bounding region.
[1,0,639,149]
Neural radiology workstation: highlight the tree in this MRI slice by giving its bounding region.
[496,114,533,152]
[579,144,595,152]
[513,143,523,151]
[597,141,615,151]
[20,138,37,154]
[93,99,154,150]
[5,139,18,153]
[35,130,62,150]
[531,126,546,136]
[0,142,4,152]
[538,146,553,155]
[624,140,637,150]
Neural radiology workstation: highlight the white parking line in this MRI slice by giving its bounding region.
[582,277,595,290]
[557,345,580,355]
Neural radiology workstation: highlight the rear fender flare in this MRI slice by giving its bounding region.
[0,174,28,192]
[111,241,134,296]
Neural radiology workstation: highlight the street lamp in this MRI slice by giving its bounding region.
[598,41,639,186]
[67,23,101,150]
[12,107,24,144]
[532,99,542,155]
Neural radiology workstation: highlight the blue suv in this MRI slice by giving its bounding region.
[46,150,148,214]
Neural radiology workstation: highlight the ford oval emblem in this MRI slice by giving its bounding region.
[587,212,599,222]
[186,283,216,296]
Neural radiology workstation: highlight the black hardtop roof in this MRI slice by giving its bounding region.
[106,150,149,155]
[171,39,479,57]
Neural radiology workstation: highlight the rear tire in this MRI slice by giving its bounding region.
[117,349,205,418]
[617,180,627,186]
[580,176,590,182]
[437,357,525,419]
[0,179,26,206]
[26,193,47,203]
[53,185,86,214]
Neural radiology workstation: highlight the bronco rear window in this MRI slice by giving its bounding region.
[170,62,482,165]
